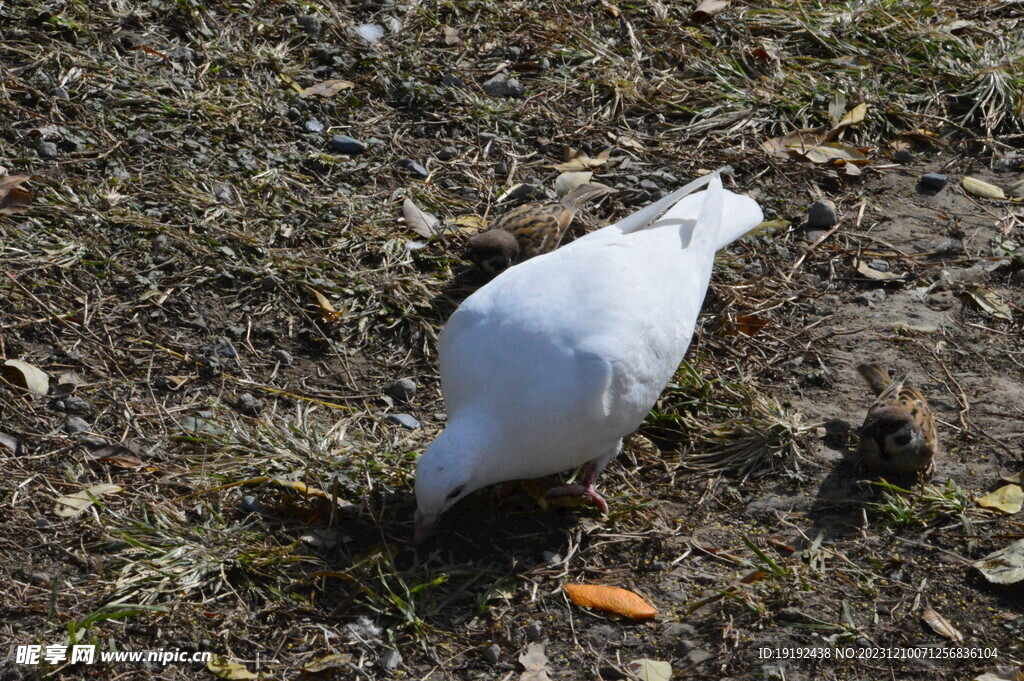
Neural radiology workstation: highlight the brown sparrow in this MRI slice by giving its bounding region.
[856,363,938,478]
[464,182,614,276]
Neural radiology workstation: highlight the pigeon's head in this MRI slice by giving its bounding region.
[463,229,520,276]
[412,432,482,544]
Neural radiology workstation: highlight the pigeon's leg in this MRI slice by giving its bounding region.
[544,441,621,513]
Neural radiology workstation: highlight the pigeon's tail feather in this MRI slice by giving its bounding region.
[713,191,764,250]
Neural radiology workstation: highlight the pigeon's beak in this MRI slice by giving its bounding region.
[412,510,436,545]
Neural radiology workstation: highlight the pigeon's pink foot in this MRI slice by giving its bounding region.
[544,483,609,513]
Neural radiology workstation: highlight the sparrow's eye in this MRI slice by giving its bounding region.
[445,485,465,501]
[891,432,912,446]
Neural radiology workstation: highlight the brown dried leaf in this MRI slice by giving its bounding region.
[86,445,145,468]
[564,583,657,620]
[300,79,355,97]
[798,142,868,165]
[692,0,730,21]
[835,102,868,130]
[310,289,344,322]
[519,641,552,681]
[973,539,1024,585]
[0,174,33,214]
[966,286,1012,321]
[302,653,353,673]
[208,655,256,680]
[718,313,768,337]
[53,483,123,517]
[855,260,904,281]
[973,666,1024,681]
[553,148,611,172]
[403,197,440,238]
[1,359,50,396]
[626,659,672,681]
[761,127,828,158]
[920,607,964,643]
[441,25,460,44]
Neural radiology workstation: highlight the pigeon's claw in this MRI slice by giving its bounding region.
[544,483,609,514]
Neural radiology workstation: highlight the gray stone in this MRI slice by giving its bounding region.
[918,172,948,193]
[330,135,365,155]
[37,141,58,159]
[236,393,263,416]
[806,199,837,229]
[893,148,913,163]
[65,417,90,434]
[853,289,886,305]
[384,378,417,402]
[483,73,525,98]
[386,413,420,430]
[303,118,324,133]
[867,259,890,272]
[441,74,465,88]
[524,622,543,641]
[60,396,91,414]
[935,238,963,254]
[481,644,501,664]
[240,495,265,514]
[214,183,235,203]
[271,349,293,365]
[399,158,429,178]
[378,648,402,670]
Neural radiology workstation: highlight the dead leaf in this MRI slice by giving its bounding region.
[920,607,964,642]
[610,133,644,151]
[973,538,1024,585]
[965,286,1012,321]
[441,25,460,45]
[0,431,20,455]
[403,197,439,238]
[451,215,486,232]
[519,641,552,681]
[999,471,1024,484]
[828,92,847,127]
[563,583,657,620]
[86,445,145,468]
[855,260,904,281]
[310,289,344,322]
[553,148,611,172]
[1005,178,1024,198]
[977,485,1023,514]
[300,79,355,97]
[163,375,189,390]
[1,359,50,396]
[974,667,1024,681]
[692,0,729,21]
[554,171,593,197]
[303,653,353,673]
[207,655,256,680]
[835,102,868,131]
[963,176,1006,200]
[626,659,672,681]
[798,142,868,165]
[53,483,123,517]
[762,127,828,158]
[844,162,862,176]
[0,174,33,214]
[269,477,354,510]
[718,313,768,337]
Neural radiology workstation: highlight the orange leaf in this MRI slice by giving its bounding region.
[563,584,657,620]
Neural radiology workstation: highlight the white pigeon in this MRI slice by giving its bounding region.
[413,170,763,542]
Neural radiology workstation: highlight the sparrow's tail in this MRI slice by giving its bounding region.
[857,363,893,396]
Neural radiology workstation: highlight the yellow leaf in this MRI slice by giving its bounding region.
[207,655,256,680]
[966,286,1012,321]
[303,653,353,673]
[627,659,673,681]
[53,483,123,517]
[920,607,964,642]
[553,148,611,172]
[797,142,868,165]
[563,583,657,620]
[309,289,344,322]
[963,176,1006,200]
[835,102,868,130]
[855,259,904,281]
[977,484,1024,514]
[300,79,355,97]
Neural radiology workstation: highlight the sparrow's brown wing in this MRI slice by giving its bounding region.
[496,202,574,259]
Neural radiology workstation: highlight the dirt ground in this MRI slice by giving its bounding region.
[2,1,1023,680]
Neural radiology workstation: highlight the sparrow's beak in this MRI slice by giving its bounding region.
[412,510,436,545]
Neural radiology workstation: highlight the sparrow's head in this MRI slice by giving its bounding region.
[413,431,480,544]
[463,229,520,276]
[860,407,931,473]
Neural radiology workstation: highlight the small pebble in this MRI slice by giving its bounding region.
[482,73,525,98]
[386,413,420,430]
[271,349,293,365]
[214,183,235,203]
[236,393,263,416]
[35,516,50,528]
[399,158,429,178]
[441,74,465,88]
[384,378,417,402]
[378,648,402,671]
[892,148,914,163]
[297,14,322,38]
[853,289,886,305]
[65,417,90,434]
[867,259,890,272]
[225,324,246,339]
[482,644,501,665]
[437,146,458,161]
[542,551,562,564]
[53,86,70,100]
[918,173,948,193]
[640,179,660,191]
[37,141,58,159]
[494,162,508,177]
[216,342,237,359]
[60,396,91,414]
[806,199,837,229]
[240,495,265,514]
[524,622,543,641]
[330,135,366,155]
[303,118,324,133]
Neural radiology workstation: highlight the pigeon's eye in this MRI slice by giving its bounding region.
[445,485,465,501]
